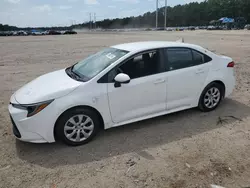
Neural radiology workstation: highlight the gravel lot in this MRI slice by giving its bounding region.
[1,30,250,188]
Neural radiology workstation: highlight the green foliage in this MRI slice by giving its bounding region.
[74,0,249,28]
[106,0,249,28]
[0,24,72,32]
[0,24,18,31]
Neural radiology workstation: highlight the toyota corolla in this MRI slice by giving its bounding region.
[9,41,235,146]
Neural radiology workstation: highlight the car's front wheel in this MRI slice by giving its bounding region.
[198,82,224,112]
[55,108,100,146]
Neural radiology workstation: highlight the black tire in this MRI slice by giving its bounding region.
[198,82,224,112]
[55,108,101,146]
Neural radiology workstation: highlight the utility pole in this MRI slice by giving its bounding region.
[94,13,96,29]
[156,0,158,29]
[89,13,92,30]
[164,0,167,29]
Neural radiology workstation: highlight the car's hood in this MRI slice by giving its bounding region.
[14,69,82,104]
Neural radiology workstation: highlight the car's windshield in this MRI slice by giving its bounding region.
[72,47,128,79]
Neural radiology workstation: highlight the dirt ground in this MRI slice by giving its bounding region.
[1,30,250,188]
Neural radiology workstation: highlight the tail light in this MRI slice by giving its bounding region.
[227,61,235,68]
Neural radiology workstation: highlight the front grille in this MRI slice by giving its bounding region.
[9,115,21,138]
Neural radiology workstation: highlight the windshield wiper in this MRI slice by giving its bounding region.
[71,65,90,82]
[66,66,87,82]
[66,64,90,82]
[66,67,80,81]
[70,65,80,77]
[71,66,85,81]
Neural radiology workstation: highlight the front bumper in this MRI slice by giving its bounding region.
[8,102,56,143]
[10,115,21,138]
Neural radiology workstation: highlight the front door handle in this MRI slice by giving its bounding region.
[154,79,166,84]
[196,69,205,74]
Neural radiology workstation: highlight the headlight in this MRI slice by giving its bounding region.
[12,99,54,117]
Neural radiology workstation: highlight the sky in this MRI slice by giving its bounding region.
[0,0,204,27]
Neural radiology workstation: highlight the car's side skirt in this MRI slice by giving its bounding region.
[110,105,197,129]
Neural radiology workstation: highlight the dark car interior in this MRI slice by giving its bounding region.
[119,51,161,79]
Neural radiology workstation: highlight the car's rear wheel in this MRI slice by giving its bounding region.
[198,82,224,112]
[55,108,100,146]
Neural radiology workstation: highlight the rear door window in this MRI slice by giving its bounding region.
[192,50,212,64]
[165,48,212,71]
[192,50,204,65]
[166,48,193,71]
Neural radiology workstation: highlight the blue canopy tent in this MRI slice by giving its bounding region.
[219,17,235,23]
[218,17,235,29]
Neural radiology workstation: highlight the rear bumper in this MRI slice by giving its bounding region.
[224,74,236,98]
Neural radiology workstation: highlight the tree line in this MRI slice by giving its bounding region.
[0,24,72,32]
[76,0,250,29]
[1,0,250,31]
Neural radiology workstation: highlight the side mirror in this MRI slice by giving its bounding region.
[114,73,130,88]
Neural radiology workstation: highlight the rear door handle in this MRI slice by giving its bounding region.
[154,79,166,84]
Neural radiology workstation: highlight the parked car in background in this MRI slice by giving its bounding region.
[63,30,77,35]
[199,26,207,30]
[31,31,43,35]
[188,26,196,31]
[207,25,216,30]
[48,30,61,35]
[0,31,12,36]
[12,31,18,36]
[245,24,250,30]
[41,31,49,35]
[26,31,32,35]
[166,27,173,31]
[0,31,5,36]
[155,27,165,31]
[9,41,236,146]
[17,31,27,36]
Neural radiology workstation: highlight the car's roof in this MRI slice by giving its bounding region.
[112,41,204,52]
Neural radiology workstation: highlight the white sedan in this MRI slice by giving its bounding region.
[9,41,235,146]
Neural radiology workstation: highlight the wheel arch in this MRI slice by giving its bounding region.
[53,105,104,141]
[209,80,226,98]
[197,80,226,111]
[198,80,226,106]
